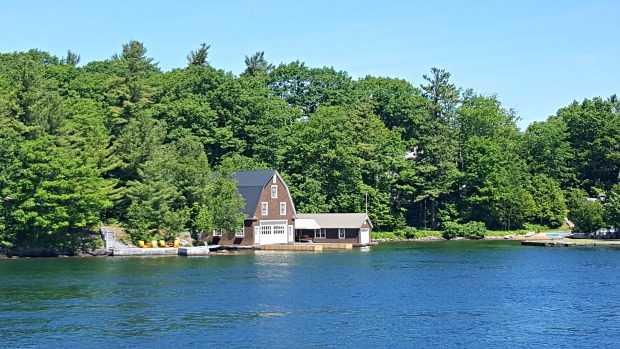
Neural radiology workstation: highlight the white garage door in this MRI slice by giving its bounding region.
[257,220,288,245]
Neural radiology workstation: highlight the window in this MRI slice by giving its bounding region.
[271,185,278,198]
[260,225,272,235]
[274,225,285,234]
[315,229,326,239]
[235,227,244,237]
[259,220,287,236]
[261,202,268,215]
[280,202,286,215]
[213,230,222,237]
[339,229,346,239]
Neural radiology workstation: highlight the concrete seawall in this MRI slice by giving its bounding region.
[114,242,371,255]
[113,247,210,256]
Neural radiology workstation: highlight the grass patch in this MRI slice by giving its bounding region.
[371,232,401,239]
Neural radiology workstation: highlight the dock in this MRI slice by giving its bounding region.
[259,243,357,251]
[260,244,323,251]
[522,240,620,247]
[113,242,372,255]
[316,243,352,250]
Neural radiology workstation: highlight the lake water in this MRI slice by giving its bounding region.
[2,241,620,348]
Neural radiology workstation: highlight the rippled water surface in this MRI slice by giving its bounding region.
[2,241,620,348]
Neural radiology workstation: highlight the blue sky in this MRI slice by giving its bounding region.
[2,0,618,129]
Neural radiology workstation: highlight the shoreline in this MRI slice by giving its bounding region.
[0,233,599,258]
[372,232,560,243]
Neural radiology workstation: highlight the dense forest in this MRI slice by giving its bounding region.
[1,40,619,252]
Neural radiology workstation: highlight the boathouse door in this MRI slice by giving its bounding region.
[360,228,370,244]
[258,220,288,245]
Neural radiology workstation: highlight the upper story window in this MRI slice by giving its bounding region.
[235,227,244,237]
[271,185,278,198]
[280,202,286,215]
[213,230,222,237]
[261,202,268,215]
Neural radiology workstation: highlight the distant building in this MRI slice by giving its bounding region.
[585,193,607,203]
[209,170,296,246]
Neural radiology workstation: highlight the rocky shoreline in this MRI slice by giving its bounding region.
[372,232,559,243]
[0,248,112,259]
[372,235,521,242]
[0,233,568,258]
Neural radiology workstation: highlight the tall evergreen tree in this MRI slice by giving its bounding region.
[416,68,461,228]
[242,51,274,77]
[187,43,210,67]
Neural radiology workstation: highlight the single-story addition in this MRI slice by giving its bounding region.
[295,213,373,245]
[209,170,296,246]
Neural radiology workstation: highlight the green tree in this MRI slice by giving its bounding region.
[604,183,620,236]
[209,174,245,238]
[416,68,461,229]
[529,174,567,228]
[0,128,23,247]
[187,43,210,67]
[462,135,534,230]
[269,61,354,116]
[242,51,274,77]
[62,50,80,67]
[522,117,574,186]
[559,96,620,192]
[571,201,605,234]
[8,135,113,250]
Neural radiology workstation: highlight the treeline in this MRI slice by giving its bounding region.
[1,40,619,251]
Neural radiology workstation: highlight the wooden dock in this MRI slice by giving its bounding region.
[259,243,356,251]
[317,243,352,250]
[260,244,323,251]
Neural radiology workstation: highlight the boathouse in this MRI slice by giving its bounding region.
[209,170,296,246]
[295,213,372,245]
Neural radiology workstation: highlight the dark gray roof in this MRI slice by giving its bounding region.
[233,170,278,217]
[233,170,277,188]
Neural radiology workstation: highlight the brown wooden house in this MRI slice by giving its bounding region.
[295,213,373,245]
[209,170,296,246]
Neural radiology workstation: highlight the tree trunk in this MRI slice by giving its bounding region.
[430,198,437,229]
